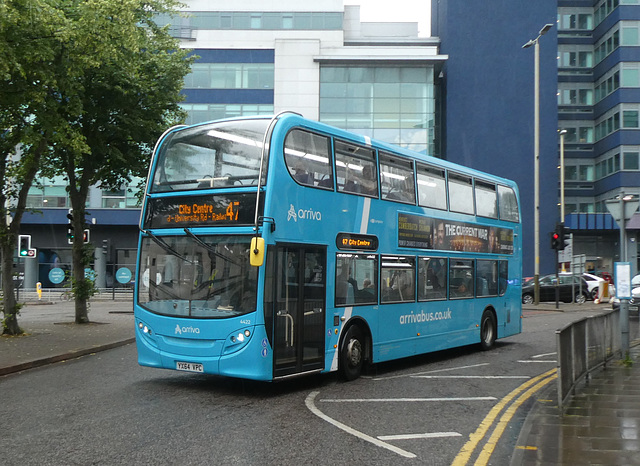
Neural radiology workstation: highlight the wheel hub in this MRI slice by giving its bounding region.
[347,339,362,367]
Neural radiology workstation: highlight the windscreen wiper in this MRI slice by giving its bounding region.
[142,229,192,263]
[183,228,241,267]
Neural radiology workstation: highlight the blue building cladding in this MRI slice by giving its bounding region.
[188,49,275,64]
[433,0,559,277]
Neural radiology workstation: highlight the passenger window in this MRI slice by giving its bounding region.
[417,164,447,210]
[448,173,474,215]
[335,141,378,197]
[498,185,520,222]
[476,260,499,297]
[449,259,474,299]
[418,257,447,301]
[335,253,378,306]
[381,256,415,303]
[475,180,498,219]
[499,261,508,296]
[284,129,333,189]
[379,152,415,204]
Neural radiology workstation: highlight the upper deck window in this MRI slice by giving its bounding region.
[379,152,415,204]
[150,119,270,193]
[498,185,520,222]
[335,141,378,197]
[448,173,474,215]
[284,129,333,189]
[416,163,447,210]
[475,180,498,219]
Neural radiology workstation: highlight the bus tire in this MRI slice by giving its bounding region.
[340,325,365,381]
[480,309,497,351]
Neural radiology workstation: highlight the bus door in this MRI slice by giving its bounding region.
[272,245,326,378]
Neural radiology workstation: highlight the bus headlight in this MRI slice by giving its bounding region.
[223,328,253,355]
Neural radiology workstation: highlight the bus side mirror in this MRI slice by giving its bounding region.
[250,237,265,267]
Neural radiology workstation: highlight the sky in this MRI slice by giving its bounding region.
[344,0,431,36]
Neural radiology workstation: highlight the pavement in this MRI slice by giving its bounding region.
[0,298,134,377]
[2,298,640,464]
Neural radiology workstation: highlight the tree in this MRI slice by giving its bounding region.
[0,0,77,334]
[48,0,193,323]
[0,0,192,330]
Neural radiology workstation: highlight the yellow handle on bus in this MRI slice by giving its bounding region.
[250,237,265,267]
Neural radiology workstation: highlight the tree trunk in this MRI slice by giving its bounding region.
[72,229,90,324]
[1,237,22,335]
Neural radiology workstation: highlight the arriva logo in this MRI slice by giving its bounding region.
[175,324,200,335]
[287,203,322,222]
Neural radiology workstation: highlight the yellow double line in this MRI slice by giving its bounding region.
[451,368,557,466]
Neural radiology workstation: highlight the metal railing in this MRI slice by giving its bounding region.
[14,287,133,303]
[556,309,620,411]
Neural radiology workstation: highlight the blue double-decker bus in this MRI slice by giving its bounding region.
[135,112,522,381]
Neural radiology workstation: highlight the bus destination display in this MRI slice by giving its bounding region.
[398,213,514,254]
[143,193,261,229]
[336,233,379,251]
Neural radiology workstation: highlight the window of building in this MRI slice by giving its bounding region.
[283,129,333,189]
[624,151,640,170]
[381,256,415,303]
[623,110,640,128]
[334,140,378,197]
[379,152,415,204]
[418,257,447,301]
[179,104,273,126]
[183,63,274,90]
[320,66,436,155]
[416,163,447,210]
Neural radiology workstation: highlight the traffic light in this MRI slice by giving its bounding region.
[67,209,74,244]
[550,229,560,250]
[83,229,90,243]
[102,239,109,255]
[18,235,31,257]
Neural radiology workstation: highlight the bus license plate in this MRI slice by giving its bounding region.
[176,361,203,373]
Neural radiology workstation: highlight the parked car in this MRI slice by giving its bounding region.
[611,286,640,311]
[560,272,610,300]
[522,274,590,305]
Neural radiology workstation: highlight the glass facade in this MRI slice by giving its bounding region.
[155,11,343,33]
[319,66,436,155]
[179,103,274,126]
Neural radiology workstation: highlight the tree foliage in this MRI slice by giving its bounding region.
[1,0,193,331]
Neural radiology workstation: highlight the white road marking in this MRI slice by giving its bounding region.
[318,396,496,403]
[532,352,557,358]
[517,360,556,363]
[373,363,490,381]
[378,432,462,441]
[305,391,417,459]
[412,375,530,379]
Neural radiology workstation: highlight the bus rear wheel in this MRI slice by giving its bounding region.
[340,325,365,381]
[480,310,497,350]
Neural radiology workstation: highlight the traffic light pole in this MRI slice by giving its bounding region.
[555,248,560,310]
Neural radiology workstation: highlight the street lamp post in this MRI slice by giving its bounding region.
[523,23,554,305]
[558,129,567,274]
[558,129,567,221]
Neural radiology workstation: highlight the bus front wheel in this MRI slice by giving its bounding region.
[480,310,497,350]
[340,325,365,381]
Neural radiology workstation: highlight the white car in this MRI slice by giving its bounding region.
[559,272,605,300]
[611,286,640,310]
